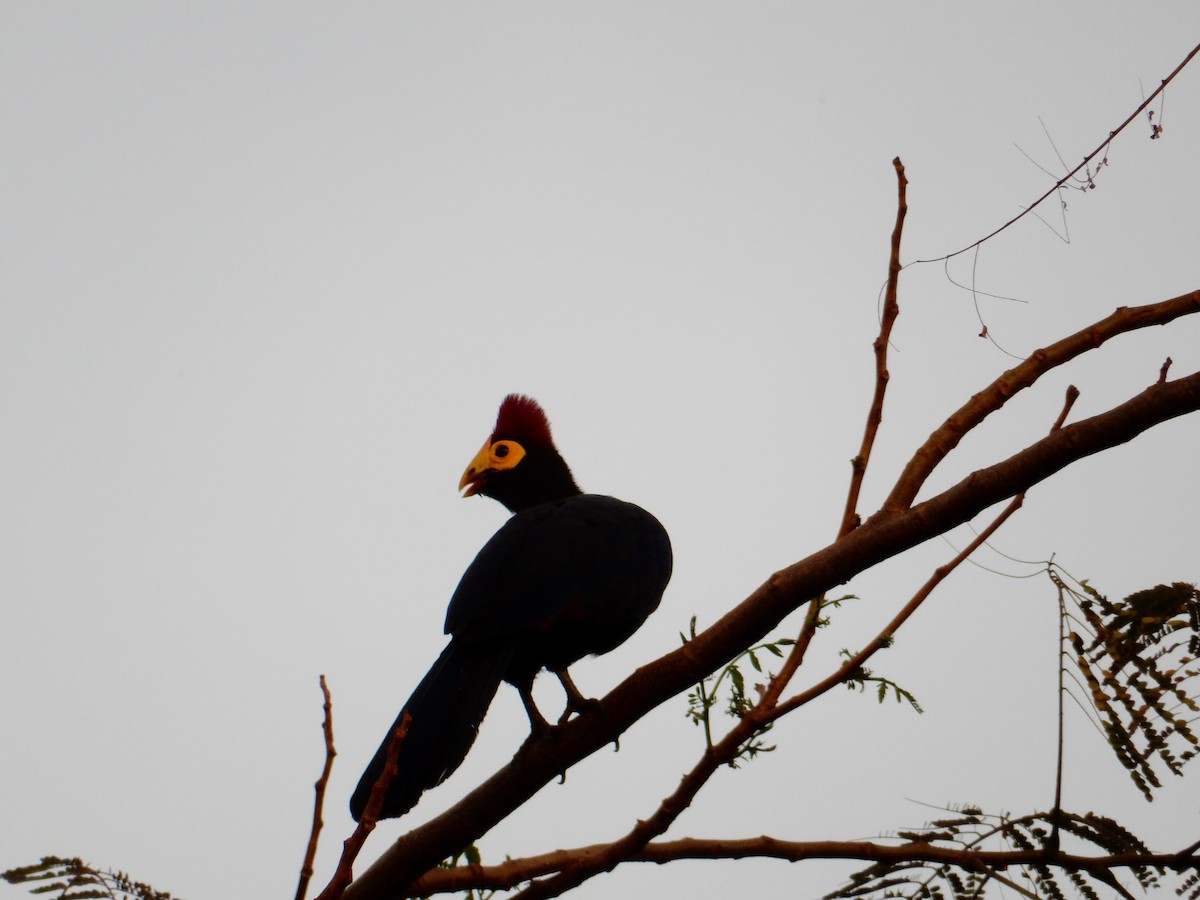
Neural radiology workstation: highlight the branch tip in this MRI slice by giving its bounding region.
[1159,356,1173,383]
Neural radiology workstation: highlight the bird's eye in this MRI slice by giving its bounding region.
[488,440,525,470]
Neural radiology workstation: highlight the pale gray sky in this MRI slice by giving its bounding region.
[3,5,1199,898]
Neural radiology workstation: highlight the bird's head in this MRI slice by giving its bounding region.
[459,394,582,513]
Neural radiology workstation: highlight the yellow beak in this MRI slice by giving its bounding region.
[459,438,493,497]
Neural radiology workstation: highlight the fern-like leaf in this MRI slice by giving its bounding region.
[827,805,1185,900]
[680,617,795,765]
[1,857,177,900]
[1055,574,1200,799]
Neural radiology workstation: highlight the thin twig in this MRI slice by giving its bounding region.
[296,675,337,900]
[316,713,411,900]
[778,486,1025,720]
[1046,386,1080,850]
[912,41,1200,264]
[789,159,909,725]
[840,157,908,538]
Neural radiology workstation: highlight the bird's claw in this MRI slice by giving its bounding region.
[557,694,601,725]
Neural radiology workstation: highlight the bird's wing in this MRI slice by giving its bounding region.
[445,494,671,644]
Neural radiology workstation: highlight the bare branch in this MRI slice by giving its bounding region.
[319,713,411,900]
[296,675,337,900]
[1050,386,1081,844]
[884,290,1200,511]
[1051,384,1081,432]
[781,494,1024,719]
[410,836,1200,896]
[1160,355,1174,383]
[779,386,1078,720]
[509,609,812,897]
[840,157,908,537]
[509,713,758,899]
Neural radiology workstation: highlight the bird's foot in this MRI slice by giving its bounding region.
[554,668,602,724]
[557,694,601,725]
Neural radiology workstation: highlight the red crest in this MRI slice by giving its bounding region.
[493,394,555,446]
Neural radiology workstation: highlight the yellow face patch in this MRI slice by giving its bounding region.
[459,438,527,495]
[487,440,525,470]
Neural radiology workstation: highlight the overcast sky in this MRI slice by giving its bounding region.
[3,5,1199,899]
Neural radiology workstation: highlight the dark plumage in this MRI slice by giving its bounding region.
[350,395,671,821]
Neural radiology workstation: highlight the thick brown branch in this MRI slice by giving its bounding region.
[510,744,728,898]
[781,495,1024,719]
[411,836,1199,895]
[512,642,790,898]
[884,290,1200,511]
[781,386,1077,719]
[345,362,1200,900]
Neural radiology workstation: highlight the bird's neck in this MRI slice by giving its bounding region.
[499,451,582,513]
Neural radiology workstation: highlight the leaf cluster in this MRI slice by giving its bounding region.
[1,857,177,900]
[1057,574,1200,799]
[840,647,924,713]
[828,805,1176,900]
[680,615,794,766]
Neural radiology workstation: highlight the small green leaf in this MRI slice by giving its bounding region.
[729,664,744,694]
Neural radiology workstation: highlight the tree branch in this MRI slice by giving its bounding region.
[884,290,1200,511]
[321,714,411,900]
[778,386,1078,720]
[343,310,1200,898]
[587,387,1085,900]
[911,40,1200,264]
[840,157,907,537]
[296,675,336,900]
[409,836,1200,896]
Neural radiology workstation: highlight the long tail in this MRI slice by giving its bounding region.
[350,639,511,821]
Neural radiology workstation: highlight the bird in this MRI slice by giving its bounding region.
[349,394,672,821]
